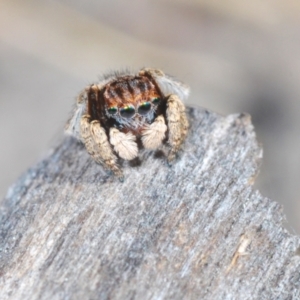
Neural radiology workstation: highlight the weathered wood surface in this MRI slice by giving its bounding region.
[0,107,299,300]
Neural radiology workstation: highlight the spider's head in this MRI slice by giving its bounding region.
[102,75,162,127]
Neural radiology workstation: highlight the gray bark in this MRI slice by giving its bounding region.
[0,107,299,300]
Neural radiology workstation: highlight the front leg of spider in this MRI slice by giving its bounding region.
[80,115,124,181]
[166,94,189,163]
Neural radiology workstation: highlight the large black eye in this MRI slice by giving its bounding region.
[138,102,151,115]
[108,106,118,115]
[152,97,160,105]
[120,106,135,118]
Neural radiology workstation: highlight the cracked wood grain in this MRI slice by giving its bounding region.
[0,107,300,300]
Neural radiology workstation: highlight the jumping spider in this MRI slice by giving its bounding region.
[65,68,189,180]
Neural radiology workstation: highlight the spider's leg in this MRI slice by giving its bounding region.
[109,128,138,160]
[166,94,188,162]
[178,98,189,142]
[139,68,190,102]
[65,90,88,139]
[141,115,167,149]
[80,115,123,180]
[80,115,96,154]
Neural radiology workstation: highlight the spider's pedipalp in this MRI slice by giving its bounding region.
[166,94,189,162]
[109,128,138,160]
[80,115,123,179]
[142,115,167,149]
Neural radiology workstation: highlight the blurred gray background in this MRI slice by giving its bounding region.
[1,0,300,232]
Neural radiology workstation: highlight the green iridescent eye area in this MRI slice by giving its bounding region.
[107,106,118,115]
[152,97,160,105]
[120,105,135,118]
[138,102,151,115]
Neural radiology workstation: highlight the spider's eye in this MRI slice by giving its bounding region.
[138,102,151,115]
[108,106,118,115]
[120,106,135,118]
[152,97,160,105]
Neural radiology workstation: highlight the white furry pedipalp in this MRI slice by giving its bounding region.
[109,128,138,160]
[142,115,167,149]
